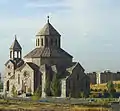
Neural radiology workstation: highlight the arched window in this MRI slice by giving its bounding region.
[38,39,40,46]
[14,51,17,58]
[19,51,21,58]
[36,39,37,46]
[18,74,20,84]
[41,38,43,46]
[24,71,29,77]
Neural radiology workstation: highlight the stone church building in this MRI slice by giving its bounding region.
[4,18,90,98]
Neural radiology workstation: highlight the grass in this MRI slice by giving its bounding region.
[73,106,110,111]
[91,80,120,92]
[0,99,111,111]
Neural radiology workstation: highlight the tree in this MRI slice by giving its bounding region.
[35,85,42,97]
[0,82,3,92]
[11,85,17,97]
[107,81,116,98]
[44,76,51,96]
[79,91,85,98]
[50,74,61,97]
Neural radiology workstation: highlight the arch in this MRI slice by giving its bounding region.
[14,51,17,58]
[41,38,44,46]
[19,51,21,58]
[6,80,9,91]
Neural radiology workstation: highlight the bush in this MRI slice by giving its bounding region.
[11,85,17,97]
[79,92,85,98]
[32,94,39,101]
[50,74,61,97]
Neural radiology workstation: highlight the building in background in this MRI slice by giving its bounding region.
[87,70,120,84]
[87,72,97,84]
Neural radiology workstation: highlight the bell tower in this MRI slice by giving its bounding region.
[9,35,22,60]
[36,16,61,48]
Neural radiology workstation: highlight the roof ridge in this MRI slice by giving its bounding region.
[36,22,61,36]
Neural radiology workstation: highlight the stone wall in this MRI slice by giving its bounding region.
[66,65,90,98]
[40,57,72,66]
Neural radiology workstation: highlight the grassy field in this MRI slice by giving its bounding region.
[0,99,111,111]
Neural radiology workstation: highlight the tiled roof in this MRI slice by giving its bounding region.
[24,47,73,58]
[36,22,61,36]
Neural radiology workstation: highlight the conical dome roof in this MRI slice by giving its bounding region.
[10,36,22,50]
[36,18,61,36]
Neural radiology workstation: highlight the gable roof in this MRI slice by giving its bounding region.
[5,59,15,66]
[16,62,39,71]
[66,62,85,73]
[24,47,73,58]
[36,22,61,36]
[5,59,24,69]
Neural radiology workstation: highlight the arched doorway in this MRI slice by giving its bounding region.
[6,80,9,91]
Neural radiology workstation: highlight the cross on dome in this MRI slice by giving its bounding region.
[47,16,50,23]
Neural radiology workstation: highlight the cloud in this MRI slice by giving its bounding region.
[26,3,70,8]
[25,0,71,10]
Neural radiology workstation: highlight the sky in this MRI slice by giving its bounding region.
[0,0,120,74]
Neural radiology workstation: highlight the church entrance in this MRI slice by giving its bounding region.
[6,80,9,91]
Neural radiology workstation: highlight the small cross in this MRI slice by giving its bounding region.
[47,16,50,23]
[15,35,17,40]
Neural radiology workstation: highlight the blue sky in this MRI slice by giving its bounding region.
[0,0,120,74]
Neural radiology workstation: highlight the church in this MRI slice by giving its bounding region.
[4,17,90,98]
